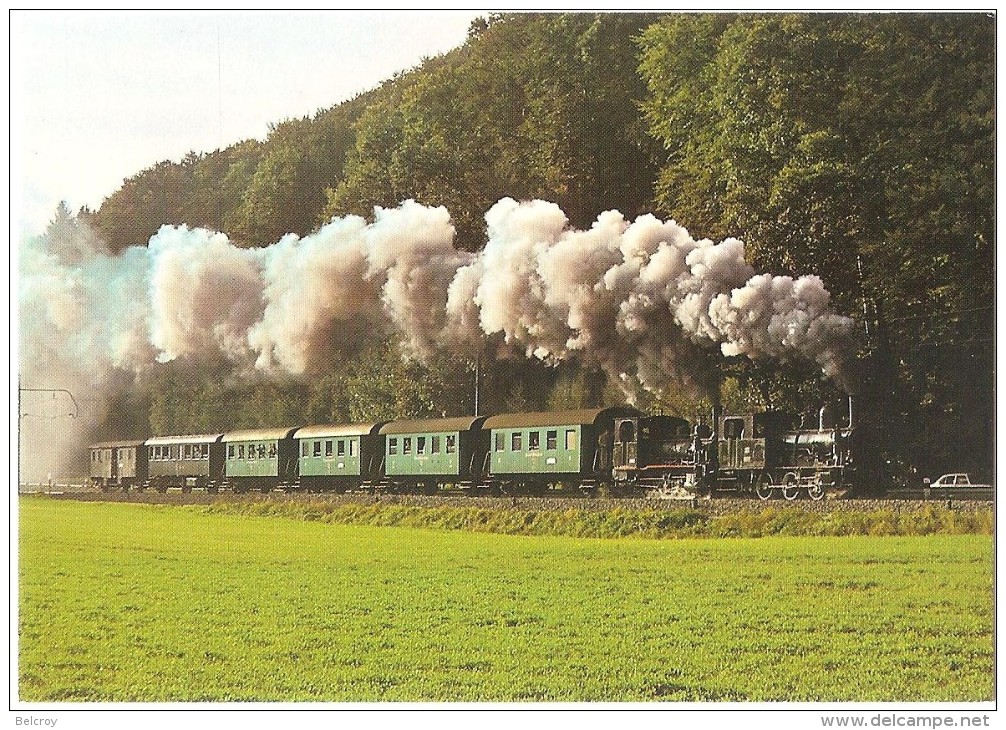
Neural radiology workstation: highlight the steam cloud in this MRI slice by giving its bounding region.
[19,197,856,479]
[450,198,856,399]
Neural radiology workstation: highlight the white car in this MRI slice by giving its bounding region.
[927,473,992,489]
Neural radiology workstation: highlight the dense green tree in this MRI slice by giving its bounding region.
[342,341,475,422]
[231,103,363,246]
[326,13,661,249]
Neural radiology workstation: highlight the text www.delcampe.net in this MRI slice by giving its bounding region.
[821,716,991,728]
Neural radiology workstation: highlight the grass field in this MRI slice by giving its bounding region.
[18,498,994,702]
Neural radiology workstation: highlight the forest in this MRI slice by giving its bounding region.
[36,13,994,483]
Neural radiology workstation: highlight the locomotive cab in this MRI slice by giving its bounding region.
[612,414,698,493]
[612,417,639,471]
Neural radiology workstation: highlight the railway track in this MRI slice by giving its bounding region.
[23,487,993,514]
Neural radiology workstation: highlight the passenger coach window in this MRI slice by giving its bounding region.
[565,429,576,450]
[431,436,440,454]
[446,435,456,453]
[389,438,398,455]
[529,432,540,451]
[547,431,557,450]
[269,444,277,458]
[313,441,321,457]
[404,437,412,455]
[228,445,235,458]
[301,442,308,457]
[495,433,505,452]
[512,433,522,451]
[349,439,357,457]
[337,440,345,457]
[417,437,426,455]
[325,440,333,457]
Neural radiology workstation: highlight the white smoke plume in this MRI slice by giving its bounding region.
[248,218,380,374]
[18,197,856,479]
[18,215,155,482]
[249,199,467,372]
[148,226,265,365]
[446,198,857,400]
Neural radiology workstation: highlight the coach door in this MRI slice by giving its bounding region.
[111,448,122,481]
[613,418,638,469]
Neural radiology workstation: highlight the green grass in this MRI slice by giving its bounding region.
[19,498,993,702]
[198,499,994,539]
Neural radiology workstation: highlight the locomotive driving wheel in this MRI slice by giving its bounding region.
[807,479,826,501]
[755,472,773,501]
[782,472,800,501]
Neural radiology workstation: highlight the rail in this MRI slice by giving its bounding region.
[19,480,89,494]
[887,486,993,502]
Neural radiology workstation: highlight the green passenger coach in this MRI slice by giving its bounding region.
[483,407,641,492]
[294,422,386,492]
[146,434,224,492]
[380,416,488,491]
[222,427,298,492]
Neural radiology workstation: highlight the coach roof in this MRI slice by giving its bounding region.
[91,439,146,449]
[294,422,386,439]
[481,407,641,430]
[379,416,486,435]
[222,427,299,443]
[145,434,223,446]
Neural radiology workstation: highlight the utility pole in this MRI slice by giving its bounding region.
[857,255,872,337]
[18,386,79,491]
[474,353,480,417]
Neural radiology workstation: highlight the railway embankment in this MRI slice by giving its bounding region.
[22,489,993,539]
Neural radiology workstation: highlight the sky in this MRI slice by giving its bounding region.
[11,9,482,237]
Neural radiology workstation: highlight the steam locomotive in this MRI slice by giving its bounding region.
[89,401,855,500]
